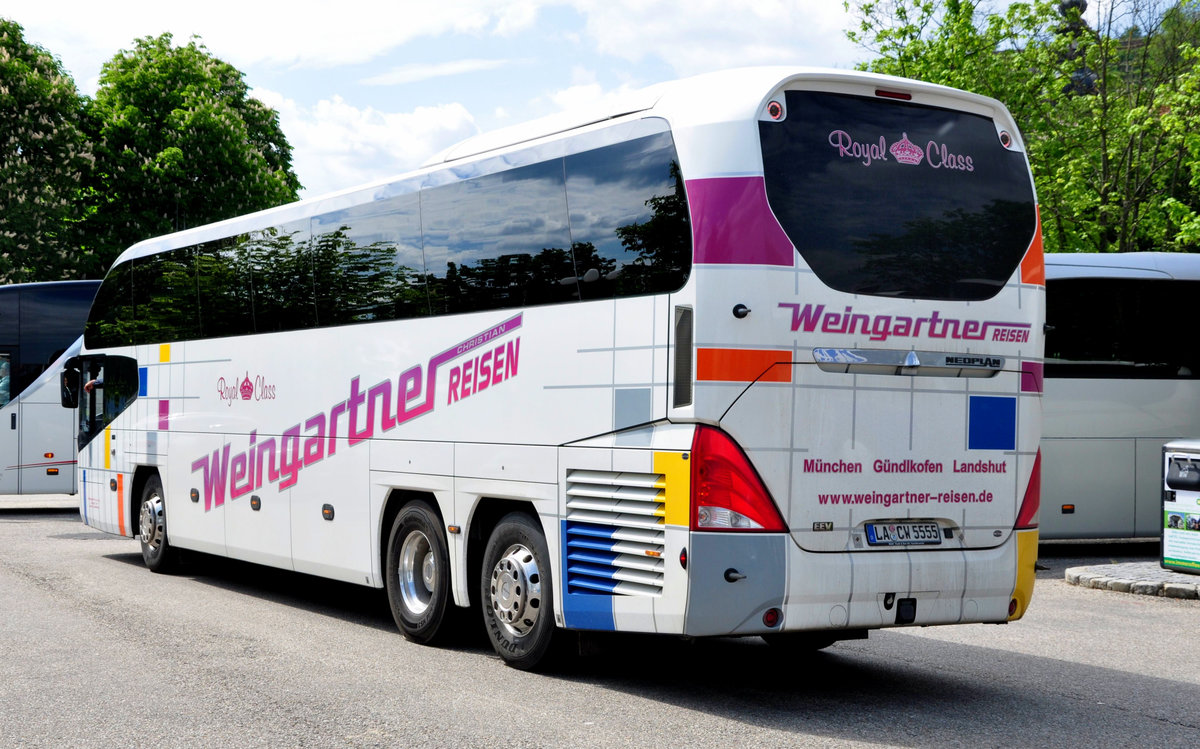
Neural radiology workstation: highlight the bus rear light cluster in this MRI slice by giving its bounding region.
[1016,451,1041,530]
[690,426,787,532]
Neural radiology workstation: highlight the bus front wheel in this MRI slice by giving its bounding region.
[386,501,452,643]
[480,513,557,670]
[138,475,177,573]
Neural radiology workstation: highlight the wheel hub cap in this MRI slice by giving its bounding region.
[399,530,435,616]
[140,494,164,550]
[489,544,542,637]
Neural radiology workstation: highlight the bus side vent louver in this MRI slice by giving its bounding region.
[673,306,693,408]
[564,469,666,597]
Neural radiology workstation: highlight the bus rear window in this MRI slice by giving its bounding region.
[760,90,1037,301]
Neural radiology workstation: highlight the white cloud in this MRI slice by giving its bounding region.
[17,0,862,93]
[360,59,513,87]
[253,89,478,198]
[13,0,542,92]
[10,0,871,199]
[568,0,862,74]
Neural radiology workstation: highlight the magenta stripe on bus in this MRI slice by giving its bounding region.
[1020,362,1043,393]
[687,176,795,266]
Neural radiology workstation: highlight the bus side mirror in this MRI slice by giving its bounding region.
[61,357,81,409]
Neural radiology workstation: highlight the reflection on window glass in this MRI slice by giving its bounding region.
[77,356,138,449]
[1046,278,1200,379]
[133,248,200,344]
[82,126,695,343]
[312,193,428,324]
[0,353,10,408]
[197,237,254,339]
[760,90,1036,301]
[245,220,314,332]
[422,160,576,314]
[565,132,690,300]
[11,282,97,398]
[85,264,135,348]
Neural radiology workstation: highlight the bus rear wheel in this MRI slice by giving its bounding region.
[138,475,177,573]
[386,501,452,643]
[480,513,558,670]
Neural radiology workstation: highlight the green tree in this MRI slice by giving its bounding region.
[0,18,93,283]
[83,33,300,274]
[845,0,1200,253]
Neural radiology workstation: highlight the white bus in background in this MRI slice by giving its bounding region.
[0,280,100,495]
[1042,252,1200,539]
[63,67,1043,670]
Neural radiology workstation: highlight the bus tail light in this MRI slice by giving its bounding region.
[690,426,787,532]
[1016,450,1041,530]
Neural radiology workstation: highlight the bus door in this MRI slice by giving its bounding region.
[62,354,139,533]
[0,348,17,493]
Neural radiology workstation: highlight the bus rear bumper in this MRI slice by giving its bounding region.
[778,533,1026,632]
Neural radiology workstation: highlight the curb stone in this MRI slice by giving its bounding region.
[1065,561,1200,599]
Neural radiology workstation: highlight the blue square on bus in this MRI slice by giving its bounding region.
[968,396,1016,450]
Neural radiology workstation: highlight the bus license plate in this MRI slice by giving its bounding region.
[865,522,942,546]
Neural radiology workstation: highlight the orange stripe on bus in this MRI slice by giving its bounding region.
[697,348,793,383]
[117,473,126,537]
[1021,206,1045,286]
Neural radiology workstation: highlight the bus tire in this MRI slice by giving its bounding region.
[481,513,557,670]
[386,501,452,644]
[138,474,178,573]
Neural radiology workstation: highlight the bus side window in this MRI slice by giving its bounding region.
[60,356,81,409]
[77,355,139,449]
[0,353,10,408]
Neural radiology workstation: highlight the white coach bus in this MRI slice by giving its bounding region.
[1,280,99,495]
[1042,252,1200,539]
[62,67,1043,669]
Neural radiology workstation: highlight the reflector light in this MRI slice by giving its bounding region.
[44,452,54,459]
[1016,451,1041,529]
[762,608,782,628]
[679,548,688,569]
[1009,598,1018,617]
[875,88,912,101]
[690,426,786,532]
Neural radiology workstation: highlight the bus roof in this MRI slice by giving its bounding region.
[1045,252,1200,281]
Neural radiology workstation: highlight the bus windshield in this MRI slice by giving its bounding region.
[760,90,1038,301]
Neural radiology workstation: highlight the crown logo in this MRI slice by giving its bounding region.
[889,133,924,165]
[239,373,254,401]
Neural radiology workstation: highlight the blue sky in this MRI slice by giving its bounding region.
[10,1,873,198]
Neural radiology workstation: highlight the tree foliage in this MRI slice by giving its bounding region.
[82,33,301,274]
[0,18,92,283]
[845,0,1200,253]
